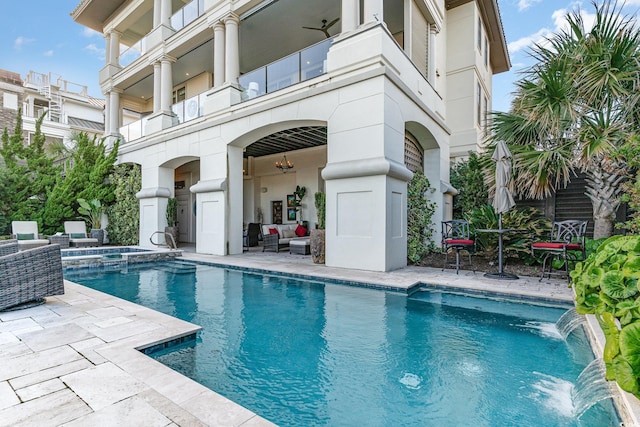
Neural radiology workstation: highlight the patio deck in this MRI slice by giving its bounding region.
[0,251,585,426]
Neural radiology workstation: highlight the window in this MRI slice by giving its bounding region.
[3,92,18,110]
[172,87,186,104]
[483,95,488,132]
[477,17,482,52]
[484,37,489,67]
[477,83,482,126]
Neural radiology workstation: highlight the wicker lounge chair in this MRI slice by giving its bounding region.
[64,221,99,248]
[11,221,50,251]
[0,244,64,311]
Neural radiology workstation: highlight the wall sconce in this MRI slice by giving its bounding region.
[275,155,294,173]
[261,187,268,193]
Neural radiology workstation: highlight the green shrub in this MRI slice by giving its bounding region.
[466,204,550,263]
[407,171,436,264]
[450,152,489,219]
[571,235,640,397]
[106,163,141,245]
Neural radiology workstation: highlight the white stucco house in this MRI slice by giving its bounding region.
[0,69,105,149]
[71,0,509,272]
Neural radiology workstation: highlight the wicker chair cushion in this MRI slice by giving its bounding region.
[17,233,35,240]
[70,233,87,238]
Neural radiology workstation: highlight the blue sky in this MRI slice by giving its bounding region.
[1,1,639,111]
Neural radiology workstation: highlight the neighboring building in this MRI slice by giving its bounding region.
[0,69,105,151]
[71,0,509,272]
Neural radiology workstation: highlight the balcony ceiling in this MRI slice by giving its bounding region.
[245,126,327,158]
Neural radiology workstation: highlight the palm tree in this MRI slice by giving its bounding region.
[490,1,640,238]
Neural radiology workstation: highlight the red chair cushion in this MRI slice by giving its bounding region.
[445,239,474,246]
[533,242,582,250]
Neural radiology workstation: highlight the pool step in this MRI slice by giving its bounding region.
[153,261,197,275]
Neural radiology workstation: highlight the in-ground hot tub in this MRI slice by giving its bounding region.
[61,246,181,270]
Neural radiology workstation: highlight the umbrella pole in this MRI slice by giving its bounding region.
[498,213,504,274]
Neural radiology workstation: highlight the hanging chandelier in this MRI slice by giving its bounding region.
[275,155,294,173]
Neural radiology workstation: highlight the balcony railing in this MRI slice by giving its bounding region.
[119,38,332,142]
[170,0,205,31]
[171,93,207,124]
[119,0,204,67]
[120,39,146,67]
[239,37,332,101]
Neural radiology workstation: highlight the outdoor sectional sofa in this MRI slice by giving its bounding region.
[261,223,308,252]
[0,244,64,311]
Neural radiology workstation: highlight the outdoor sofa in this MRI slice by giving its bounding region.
[261,223,309,252]
[0,244,64,311]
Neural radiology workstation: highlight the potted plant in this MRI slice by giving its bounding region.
[77,198,104,245]
[293,185,307,222]
[310,191,325,264]
[165,197,179,247]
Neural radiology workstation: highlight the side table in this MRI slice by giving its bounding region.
[48,234,70,249]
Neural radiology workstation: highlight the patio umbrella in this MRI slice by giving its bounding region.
[487,140,517,279]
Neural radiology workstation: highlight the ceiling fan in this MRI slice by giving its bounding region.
[302,18,340,38]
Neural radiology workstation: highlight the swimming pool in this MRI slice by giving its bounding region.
[64,261,620,426]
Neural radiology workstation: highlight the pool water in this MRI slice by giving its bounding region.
[65,261,620,426]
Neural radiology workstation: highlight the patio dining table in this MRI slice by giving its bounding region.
[476,228,528,280]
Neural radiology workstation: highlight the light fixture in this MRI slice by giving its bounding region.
[275,155,294,173]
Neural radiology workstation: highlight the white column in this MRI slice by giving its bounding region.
[104,93,111,134]
[153,0,162,28]
[428,24,437,83]
[109,89,121,133]
[161,0,171,28]
[153,62,162,113]
[224,14,240,85]
[160,57,174,112]
[104,34,111,65]
[363,0,383,24]
[341,0,359,32]
[109,31,121,67]
[213,22,225,87]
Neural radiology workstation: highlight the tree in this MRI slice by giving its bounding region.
[450,152,489,219]
[489,1,640,239]
[41,133,119,234]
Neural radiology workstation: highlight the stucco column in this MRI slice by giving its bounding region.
[227,145,244,255]
[153,62,162,113]
[341,0,359,32]
[153,0,161,28]
[109,89,121,133]
[104,34,111,65]
[363,0,383,24]
[160,56,175,112]
[224,14,240,85]
[428,24,437,83]
[160,0,171,28]
[103,93,111,134]
[213,22,226,87]
[109,31,121,67]
[136,165,174,248]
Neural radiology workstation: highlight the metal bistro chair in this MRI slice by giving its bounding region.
[442,220,476,274]
[532,220,588,281]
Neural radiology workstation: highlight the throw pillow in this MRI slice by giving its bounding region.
[295,224,307,237]
[17,233,34,241]
[70,233,87,239]
[269,227,279,235]
[283,229,296,238]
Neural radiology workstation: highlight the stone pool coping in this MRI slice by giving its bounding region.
[0,253,634,425]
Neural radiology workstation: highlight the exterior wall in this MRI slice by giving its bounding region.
[445,2,492,160]
[74,0,507,271]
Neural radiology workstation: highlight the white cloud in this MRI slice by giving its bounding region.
[84,43,105,60]
[507,28,551,53]
[83,27,100,38]
[518,0,542,12]
[43,50,53,57]
[14,36,35,50]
